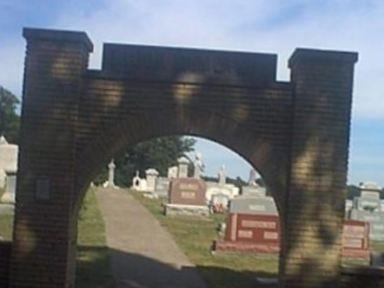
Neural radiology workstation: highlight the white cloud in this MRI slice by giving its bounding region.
[1,0,383,183]
[2,0,384,120]
[51,0,384,119]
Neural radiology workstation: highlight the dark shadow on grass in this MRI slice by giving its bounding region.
[76,245,115,288]
[76,245,279,288]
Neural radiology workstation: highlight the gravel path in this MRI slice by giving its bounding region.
[95,188,207,288]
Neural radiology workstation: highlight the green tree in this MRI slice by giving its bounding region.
[0,86,20,143]
[94,136,196,187]
[347,185,360,199]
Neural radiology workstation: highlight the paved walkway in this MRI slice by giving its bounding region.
[95,188,207,288]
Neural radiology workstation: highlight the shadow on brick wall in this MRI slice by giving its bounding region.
[0,241,11,287]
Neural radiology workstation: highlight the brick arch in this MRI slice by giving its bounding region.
[75,108,287,215]
[10,28,358,288]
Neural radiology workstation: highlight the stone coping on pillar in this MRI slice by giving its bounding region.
[23,27,93,52]
[289,48,358,68]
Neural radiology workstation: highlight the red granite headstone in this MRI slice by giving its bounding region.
[215,213,280,253]
[215,214,370,258]
[342,219,370,260]
[169,178,206,206]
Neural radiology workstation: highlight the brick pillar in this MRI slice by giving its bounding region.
[281,49,358,288]
[10,28,92,288]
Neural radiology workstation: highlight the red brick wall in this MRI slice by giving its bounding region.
[0,242,11,287]
[12,28,358,288]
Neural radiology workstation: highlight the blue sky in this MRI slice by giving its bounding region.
[0,0,383,186]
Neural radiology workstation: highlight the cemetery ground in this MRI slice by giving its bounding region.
[0,188,114,288]
[129,189,278,288]
[1,187,383,287]
[76,188,114,288]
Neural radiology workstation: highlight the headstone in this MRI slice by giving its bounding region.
[177,157,189,178]
[217,212,281,253]
[205,185,233,203]
[154,177,170,197]
[1,169,17,204]
[145,168,159,192]
[348,181,384,241]
[107,159,116,188]
[0,136,18,189]
[229,196,278,215]
[218,165,226,186]
[342,220,370,260]
[165,178,209,216]
[193,152,204,179]
[213,194,280,253]
[169,178,206,206]
[167,166,178,179]
[349,209,384,241]
[241,185,266,197]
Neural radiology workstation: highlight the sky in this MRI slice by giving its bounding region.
[0,0,383,186]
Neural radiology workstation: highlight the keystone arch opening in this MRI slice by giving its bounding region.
[10,28,358,288]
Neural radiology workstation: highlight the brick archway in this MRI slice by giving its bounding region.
[10,28,357,288]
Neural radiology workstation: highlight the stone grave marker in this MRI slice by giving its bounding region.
[342,219,370,260]
[241,186,266,197]
[145,168,159,192]
[165,178,208,216]
[349,182,384,241]
[177,157,189,178]
[169,178,206,206]
[205,185,233,204]
[229,196,278,215]
[214,196,280,253]
[154,177,170,198]
[167,166,178,179]
[0,136,18,189]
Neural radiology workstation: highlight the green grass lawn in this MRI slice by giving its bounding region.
[130,190,278,288]
[371,241,384,252]
[0,213,13,241]
[76,188,114,288]
[0,187,14,241]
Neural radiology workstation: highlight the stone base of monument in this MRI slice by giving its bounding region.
[213,240,280,254]
[0,192,15,204]
[164,203,209,216]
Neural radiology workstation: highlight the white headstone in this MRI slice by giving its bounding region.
[0,136,18,188]
[168,166,178,179]
[146,168,159,192]
[177,157,189,178]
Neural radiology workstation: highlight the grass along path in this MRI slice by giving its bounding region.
[130,190,278,288]
[76,188,114,288]
[0,187,13,241]
[0,213,13,241]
